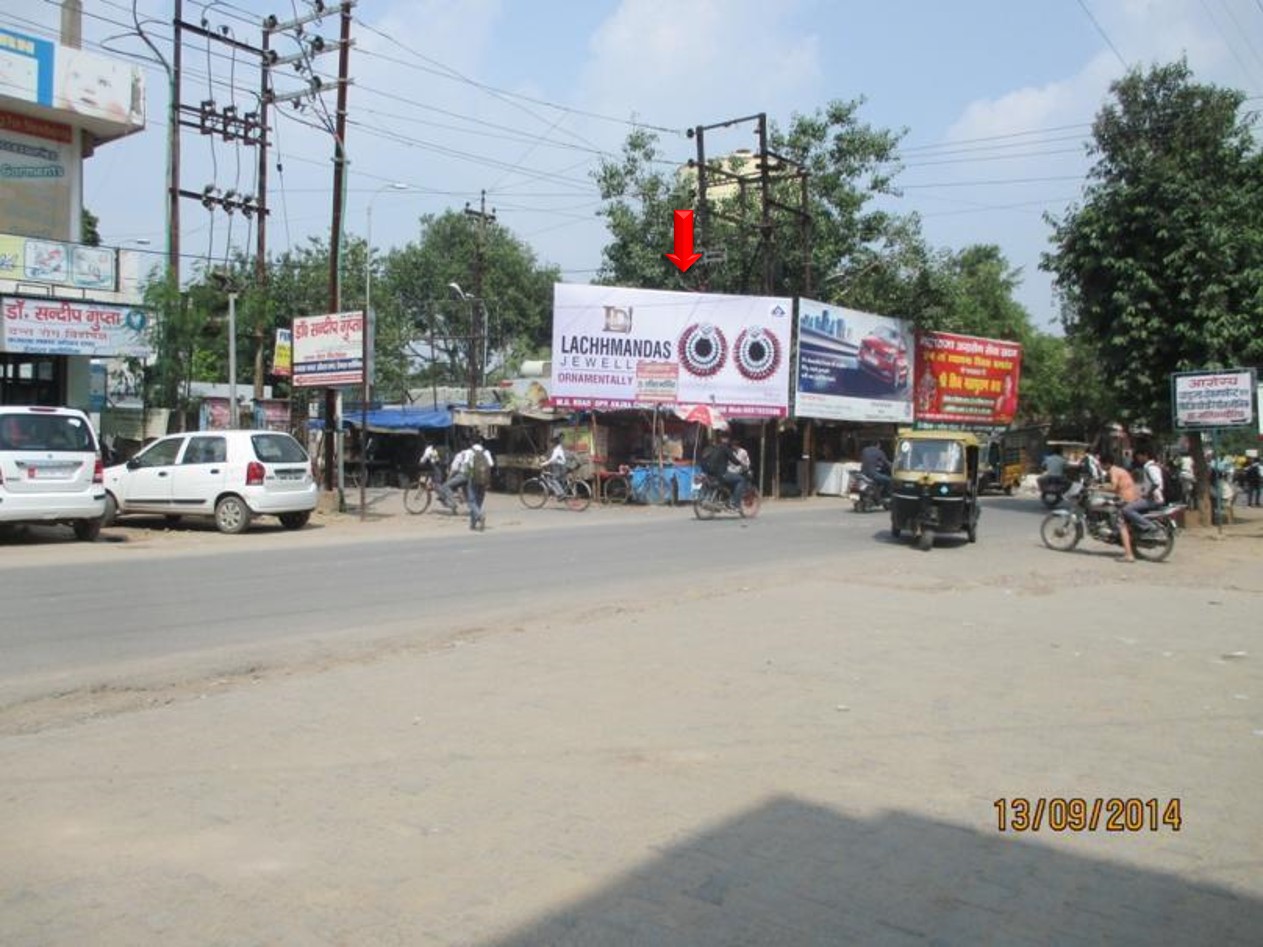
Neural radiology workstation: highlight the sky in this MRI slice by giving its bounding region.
[5,0,1263,331]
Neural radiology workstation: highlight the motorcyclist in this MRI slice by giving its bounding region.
[1037,445,1068,494]
[724,437,752,510]
[1121,447,1164,537]
[859,441,892,499]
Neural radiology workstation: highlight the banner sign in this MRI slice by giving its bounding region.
[913,330,1023,427]
[272,327,292,378]
[1,295,151,357]
[794,298,914,423]
[0,233,116,289]
[0,29,56,107]
[291,311,363,388]
[551,283,791,416]
[1171,369,1257,430]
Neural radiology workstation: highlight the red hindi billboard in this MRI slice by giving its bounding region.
[913,331,1023,427]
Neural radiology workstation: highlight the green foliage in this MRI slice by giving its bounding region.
[377,211,559,391]
[81,209,100,246]
[1043,59,1263,433]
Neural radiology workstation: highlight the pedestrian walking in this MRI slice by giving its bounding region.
[466,435,494,531]
[1244,457,1261,507]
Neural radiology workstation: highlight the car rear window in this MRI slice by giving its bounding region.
[0,413,96,452]
[251,433,307,463]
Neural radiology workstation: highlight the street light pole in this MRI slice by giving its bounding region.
[360,182,408,520]
[227,291,238,428]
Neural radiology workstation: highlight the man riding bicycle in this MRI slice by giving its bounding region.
[541,434,572,498]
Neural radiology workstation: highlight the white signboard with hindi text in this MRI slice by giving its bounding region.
[1,295,151,357]
[292,311,364,388]
[1171,369,1257,430]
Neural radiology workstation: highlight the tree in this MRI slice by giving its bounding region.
[594,100,908,299]
[1043,60,1263,433]
[377,211,559,397]
[81,209,100,246]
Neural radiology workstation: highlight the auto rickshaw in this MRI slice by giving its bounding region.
[890,429,982,550]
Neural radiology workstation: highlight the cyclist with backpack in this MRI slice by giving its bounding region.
[466,435,494,531]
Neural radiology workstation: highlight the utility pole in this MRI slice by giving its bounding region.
[254,28,271,401]
[686,112,811,296]
[463,190,496,407]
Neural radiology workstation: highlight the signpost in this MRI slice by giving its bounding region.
[1171,368,1258,533]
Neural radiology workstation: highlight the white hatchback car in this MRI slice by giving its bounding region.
[0,405,107,541]
[104,430,318,533]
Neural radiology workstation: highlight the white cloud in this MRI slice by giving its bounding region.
[578,0,822,131]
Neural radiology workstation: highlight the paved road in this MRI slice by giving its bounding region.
[3,494,1260,945]
[0,493,1038,702]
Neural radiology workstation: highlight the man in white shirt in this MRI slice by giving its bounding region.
[439,445,471,512]
[542,434,569,497]
[466,435,494,531]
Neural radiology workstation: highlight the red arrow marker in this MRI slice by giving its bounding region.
[665,209,703,272]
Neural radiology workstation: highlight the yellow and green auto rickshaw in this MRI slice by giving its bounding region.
[890,430,982,550]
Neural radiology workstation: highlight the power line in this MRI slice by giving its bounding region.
[1076,0,1129,70]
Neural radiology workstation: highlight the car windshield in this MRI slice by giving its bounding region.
[894,438,964,474]
[0,414,95,452]
[252,434,307,463]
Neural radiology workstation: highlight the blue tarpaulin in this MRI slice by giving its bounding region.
[309,407,453,431]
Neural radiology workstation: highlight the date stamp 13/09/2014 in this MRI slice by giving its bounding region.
[994,798,1182,833]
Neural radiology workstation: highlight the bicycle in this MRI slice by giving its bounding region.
[692,473,760,520]
[520,470,592,511]
[598,465,632,505]
[403,471,439,514]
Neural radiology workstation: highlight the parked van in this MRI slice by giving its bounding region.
[0,406,107,541]
[103,429,318,533]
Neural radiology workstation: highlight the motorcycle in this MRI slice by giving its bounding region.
[1040,480,1182,561]
[851,472,891,513]
[693,473,760,520]
[1038,473,1073,508]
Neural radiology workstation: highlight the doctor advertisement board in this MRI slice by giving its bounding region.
[550,283,791,416]
[794,297,914,423]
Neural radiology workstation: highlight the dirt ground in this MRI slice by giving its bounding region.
[1,497,1261,945]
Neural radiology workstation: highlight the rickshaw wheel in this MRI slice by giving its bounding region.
[917,530,933,551]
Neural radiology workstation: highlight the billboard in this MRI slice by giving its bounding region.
[1,295,151,357]
[0,29,144,129]
[292,311,364,388]
[0,28,56,107]
[913,331,1023,428]
[794,298,914,423]
[551,283,791,416]
[1171,369,1256,430]
[0,111,73,241]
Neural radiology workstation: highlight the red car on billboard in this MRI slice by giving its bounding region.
[858,325,909,389]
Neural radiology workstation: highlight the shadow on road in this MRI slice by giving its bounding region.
[483,797,1262,946]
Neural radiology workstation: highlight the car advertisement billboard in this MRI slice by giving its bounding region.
[550,283,791,416]
[292,311,364,388]
[794,298,914,423]
[1171,369,1257,431]
[913,330,1023,428]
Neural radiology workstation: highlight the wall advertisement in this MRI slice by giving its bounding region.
[1,295,151,357]
[292,311,364,388]
[794,297,914,423]
[551,283,791,416]
[913,331,1023,428]
[1171,369,1257,430]
[0,111,73,241]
